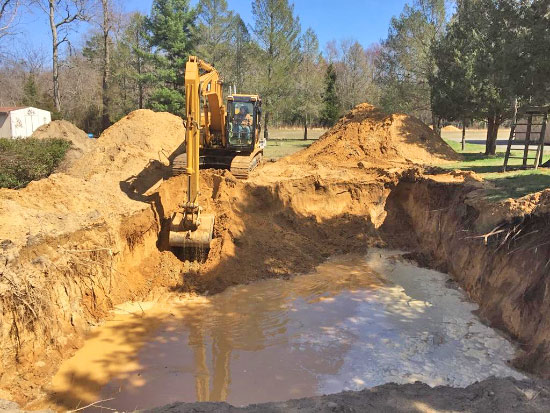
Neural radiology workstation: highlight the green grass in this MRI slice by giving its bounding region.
[0,138,72,189]
[268,128,326,140]
[441,138,550,200]
[264,138,314,160]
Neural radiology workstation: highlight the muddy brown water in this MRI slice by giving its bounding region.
[48,249,524,411]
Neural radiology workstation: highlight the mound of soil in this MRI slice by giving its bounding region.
[65,109,185,181]
[442,125,461,132]
[32,120,89,148]
[288,103,459,168]
[31,120,94,171]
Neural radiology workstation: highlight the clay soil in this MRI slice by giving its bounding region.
[2,104,550,412]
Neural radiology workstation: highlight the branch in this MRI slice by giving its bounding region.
[0,0,19,33]
[67,398,115,412]
[54,0,88,28]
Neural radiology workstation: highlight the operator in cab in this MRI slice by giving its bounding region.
[234,104,253,143]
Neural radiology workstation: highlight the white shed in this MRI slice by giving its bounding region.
[0,107,52,139]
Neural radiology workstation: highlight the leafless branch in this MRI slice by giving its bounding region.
[67,398,115,412]
[0,0,19,37]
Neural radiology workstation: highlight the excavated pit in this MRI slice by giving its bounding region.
[11,169,550,412]
[47,249,526,411]
[3,105,550,411]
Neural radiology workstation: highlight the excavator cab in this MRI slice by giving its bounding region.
[226,95,262,151]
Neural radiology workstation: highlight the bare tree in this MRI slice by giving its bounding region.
[0,0,20,42]
[35,0,88,112]
[99,0,114,129]
[325,39,381,111]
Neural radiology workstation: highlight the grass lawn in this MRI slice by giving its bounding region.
[267,128,326,140]
[264,138,314,160]
[261,128,326,160]
[442,139,550,200]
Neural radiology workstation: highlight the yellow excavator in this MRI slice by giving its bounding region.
[169,56,263,249]
[172,56,265,179]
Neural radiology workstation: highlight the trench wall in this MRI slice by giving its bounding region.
[383,179,550,377]
[0,205,177,403]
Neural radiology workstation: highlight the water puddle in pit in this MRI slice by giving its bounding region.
[48,249,525,411]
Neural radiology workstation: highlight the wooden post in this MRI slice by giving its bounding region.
[461,119,466,151]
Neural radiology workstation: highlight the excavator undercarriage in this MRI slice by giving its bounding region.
[172,148,263,179]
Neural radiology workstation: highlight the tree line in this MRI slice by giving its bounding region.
[0,0,378,138]
[0,0,548,150]
[375,0,549,154]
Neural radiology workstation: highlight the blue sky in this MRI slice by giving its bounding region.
[9,0,409,59]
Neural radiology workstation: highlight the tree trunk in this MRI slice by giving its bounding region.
[462,119,466,151]
[263,110,269,140]
[101,0,111,131]
[138,59,144,109]
[48,0,61,112]
[304,113,308,140]
[485,115,500,155]
[432,113,441,136]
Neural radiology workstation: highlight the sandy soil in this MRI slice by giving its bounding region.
[150,377,550,413]
[441,125,461,132]
[2,103,550,411]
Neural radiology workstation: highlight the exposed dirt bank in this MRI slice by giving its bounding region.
[2,104,550,410]
[0,110,187,404]
[382,176,550,378]
[150,377,550,412]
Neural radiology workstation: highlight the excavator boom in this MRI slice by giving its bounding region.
[168,56,215,250]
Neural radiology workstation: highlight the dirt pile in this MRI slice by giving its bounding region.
[31,120,90,148]
[287,103,459,168]
[442,125,461,132]
[31,120,94,171]
[65,109,184,181]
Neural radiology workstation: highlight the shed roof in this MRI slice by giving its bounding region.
[0,106,27,114]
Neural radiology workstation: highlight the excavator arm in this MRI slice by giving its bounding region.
[168,56,216,250]
[196,58,226,147]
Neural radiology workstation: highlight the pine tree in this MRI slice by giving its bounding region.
[22,75,39,107]
[196,0,234,67]
[320,63,340,128]
[146,0,197,115]
[252,0,301,139]
[296,28,323,139]
[431,0,520,154]
[377,0,446,127]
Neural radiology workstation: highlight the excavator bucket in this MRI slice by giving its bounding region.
[169,213,215,249]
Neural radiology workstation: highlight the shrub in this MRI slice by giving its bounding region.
[0,138,72,189]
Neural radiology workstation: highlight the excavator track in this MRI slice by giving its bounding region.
[171,149,263,179]
[229,149,263,179]
[172,153,187,176]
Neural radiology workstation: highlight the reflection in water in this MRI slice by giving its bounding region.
[48,251,524,411]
